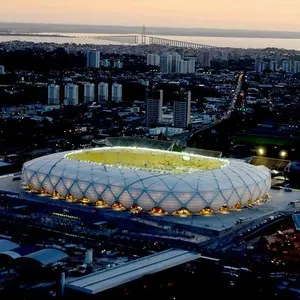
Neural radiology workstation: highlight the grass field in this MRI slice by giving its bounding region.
[233,135,295,147]
[67,148,225,173]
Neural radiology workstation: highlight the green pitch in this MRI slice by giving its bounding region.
[67,147,225,174]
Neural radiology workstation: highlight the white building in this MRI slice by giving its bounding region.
[113,60,123,68]
[203,52,211,68]
[178,60,188,74]
[138,79,149,86]
[294,61,300,73]
[146,90,163,127]
[83,83,95,103]
[111,83,122,103]
[282,60,291,73]
[48,84,60,105]
[149,126,184,136]
[102,59,111,68]
[261,61,269,71]
[221,50,228,61]
[173,90,191,128]
[174,58,195,74]
[160,53,172,74]
[171,53,181,73]
[146,54,160,66]
[269,60,278,72]
[255,57,263,73]
[86,50,100,68]
[98,82,109,102]
[282,60,300,73]
[0,65,5,74]
[187,59,196,74]
[64,84,79,106]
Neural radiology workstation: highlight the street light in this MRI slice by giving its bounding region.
[279,150,287,159]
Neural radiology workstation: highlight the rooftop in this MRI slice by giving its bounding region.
[66,248,201,295]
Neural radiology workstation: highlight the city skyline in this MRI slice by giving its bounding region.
[1,0,300,32]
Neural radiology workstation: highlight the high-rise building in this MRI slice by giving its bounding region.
[187,59,196,74]
[178,60,188,74]
[269,60,278,72]
[146,89,163,127]
[171,53,181,73]
[282,60,300,74]
[111,83,122,103]
[48,84,60,105]
[64,84,79,105]
[0,65,5,74]
[203,52,211,68]
[261,61,269,71]
[147,54,160,66]
[294,61,300,73]
[221,50,228,61]
[173,90,191,128]
[86,50,100,68]
[282,60,291,73]
[102,59,111,68]
[98,82,109,102]
[160,53,172,74]
[113,60,123,68]
[255,57,263,73]
[83,83,95,103]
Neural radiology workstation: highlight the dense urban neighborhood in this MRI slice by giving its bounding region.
[1,37,300,299]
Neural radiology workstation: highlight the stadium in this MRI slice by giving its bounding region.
[22,147,271,216]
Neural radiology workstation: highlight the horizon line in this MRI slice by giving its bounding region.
[1,21,300,34]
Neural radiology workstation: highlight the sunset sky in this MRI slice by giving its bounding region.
[1,0,300,31]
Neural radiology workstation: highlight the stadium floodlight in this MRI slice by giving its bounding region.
[257,147,265,156]
[279,150,287,159]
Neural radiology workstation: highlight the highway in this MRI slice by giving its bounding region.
[206,199,300,252]
[172,72,245,147]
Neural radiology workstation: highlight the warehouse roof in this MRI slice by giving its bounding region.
[67,249,201,295]
[0,239,19,252]
[16,248,68,266]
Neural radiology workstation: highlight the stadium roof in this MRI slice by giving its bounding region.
[16,248,68,266]
[0,239,19,252]
[184,148,223,158]
[292,214,300,231]
[66,249,201,295]
[249,156,290,171]
[22,149,271,214]
[105,137,175,151]
[0,161,11,167]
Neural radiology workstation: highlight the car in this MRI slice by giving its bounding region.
[284,187,292,192]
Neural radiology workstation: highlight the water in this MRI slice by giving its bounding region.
[1,32,300,50]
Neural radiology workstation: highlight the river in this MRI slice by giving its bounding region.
[1,32,300,50]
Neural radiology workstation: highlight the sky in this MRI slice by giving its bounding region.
[1,0,300,31]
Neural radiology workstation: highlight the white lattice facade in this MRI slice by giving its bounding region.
[22,150,271,215]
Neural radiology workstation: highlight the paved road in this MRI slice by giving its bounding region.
[172,72,244,147]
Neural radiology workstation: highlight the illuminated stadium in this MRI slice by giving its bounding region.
[22,147,271,216]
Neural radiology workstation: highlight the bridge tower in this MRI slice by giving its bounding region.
[141,25,146,45]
